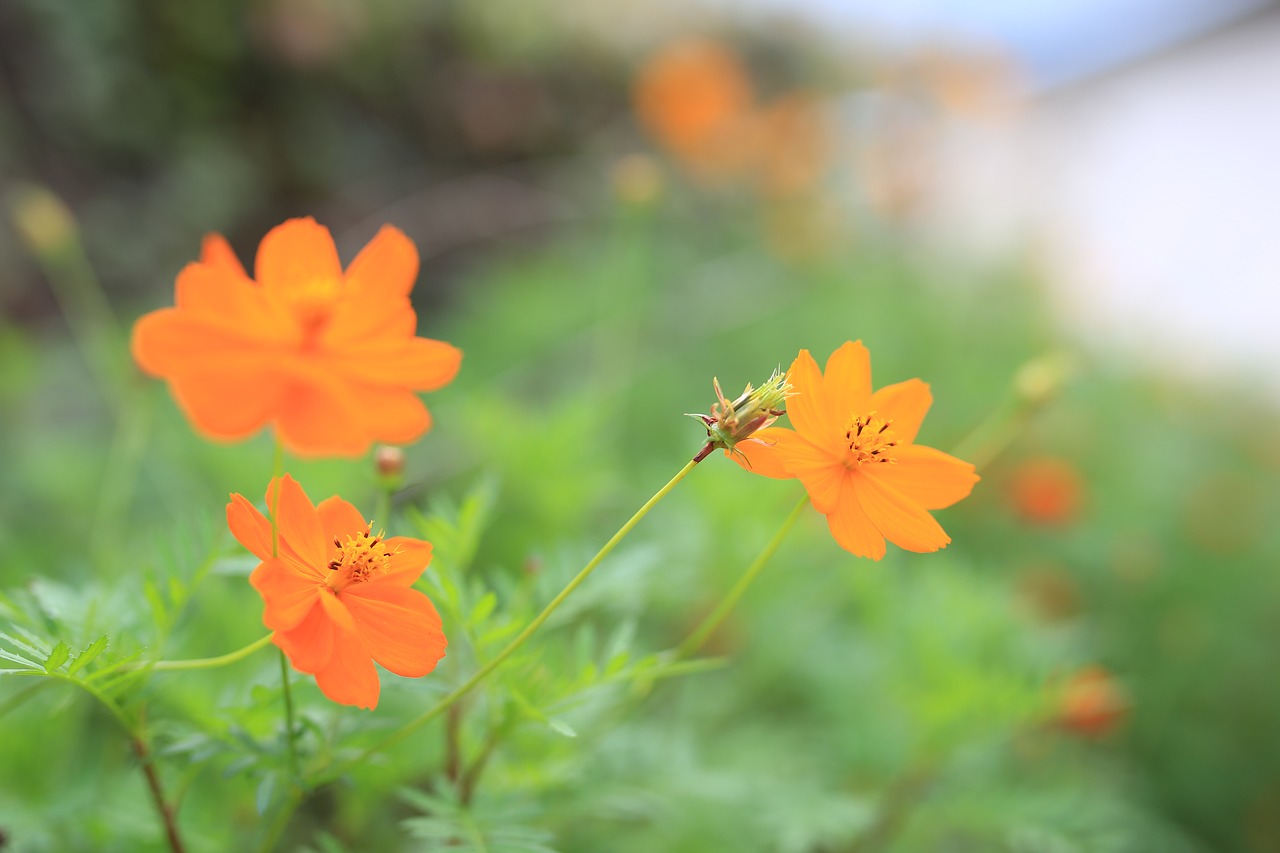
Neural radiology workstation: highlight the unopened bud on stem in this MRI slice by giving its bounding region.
[687,369,790,463]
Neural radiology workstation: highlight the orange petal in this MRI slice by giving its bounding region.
[343,583,447,678]
[854,471,951,553]
[727,427,796,479]
[382,537,433,586]
[131,309,258,377]
[350,385,433,445]
[254,218,343,299]
[313,597,380,709]
[317,495,367,544]
[775,433,845,513]
[823,340,872,423]
[227,493,274,561]
[343,224,420,301]
[273,374,373,457]
[869,379,932,445]
[250,558,323,630]
[199,233,249,279]
[267,475,327,568]
[321,337,462,391]
[173,262,298,342]
[166,363,285,441]
[321,294,417,348]
[274,599,335,673]
[783,348,844,445]
[826,477,886,559]
[863,444,978,510]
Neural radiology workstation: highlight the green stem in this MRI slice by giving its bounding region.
[267,437,300,784]
[333,457,702,774]
[149,633,274,671]
[677,494,809,659]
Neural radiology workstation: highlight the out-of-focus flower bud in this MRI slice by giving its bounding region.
[374,445,405,487]
[1014,352,1075,408]
[1007,456,1085,525]
[687,369,790,462]
[1058,666,1129,737]
[611,153,664,208]
[9,185,76,256]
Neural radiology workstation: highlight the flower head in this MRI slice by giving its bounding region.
[228,475,447,709]
[731,341,979,559]
[1058,666,1128,737]
[687,369,790,462]
[132,218,462,456]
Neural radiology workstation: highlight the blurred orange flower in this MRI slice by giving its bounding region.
[633,38,754,177]
[132,218,461,456]
[731,341,979,559]
[228,475,446,710]
[1007,456,1084,525]
[1058,666,1128,737]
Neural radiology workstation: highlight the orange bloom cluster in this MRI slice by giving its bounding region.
[132,218,461,457]
[732,342,979,559]
[228,475,446,709]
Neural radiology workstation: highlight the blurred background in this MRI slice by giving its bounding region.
[2,0,1279,850]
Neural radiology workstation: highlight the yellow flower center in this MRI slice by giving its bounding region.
[844,412,899,466]
[324,525,395,594]
[285,277,341,338]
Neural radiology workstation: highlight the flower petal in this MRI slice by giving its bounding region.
[863,444,979,510]
[274,599,335,673]
[727,427,796,479]
[784,349,833,440]
[250,557,323,631]
[321,337,462,391]
[272,373,372,457]
[382,537,433,586]
[254,217,343,299]
[166,363,285,441]
[349,385,433,445]
[199,233,248,279]
[317,495,367,545]
[826,477,887,559]
[854,470,951,553]
[869,379,932,445]
[321,296,417,349]
[823,340,872,423]
[227,493,274,561]
[131,310,260,377]
[173,262,298,342]
[267,475,327,569]
[344,583,447,677]
[342,224,419,302]
[313,596,380,709]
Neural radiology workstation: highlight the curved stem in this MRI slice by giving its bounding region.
[677,494,809,659]
[149,633,274,671]
[332,457,702,775]
[133,736,187,853]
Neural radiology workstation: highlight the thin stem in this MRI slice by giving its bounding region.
[267,437,299,784]
[133,736,187,853]
[333,457,702,774]
[257,788,303,853]
[147,633,274,672]
[677,494,809,659]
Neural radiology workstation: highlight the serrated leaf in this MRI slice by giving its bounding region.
[0,630,48,661]
[67,636,109,675]
[43,641,70,672]
[0,648,41,670]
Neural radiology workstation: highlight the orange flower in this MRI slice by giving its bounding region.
[132,218,461,456]
[1058,666,1128,737]
[1007,456,1084,525]
[632,38,754,177]
[227,475,447,709]
[731,341,979,559]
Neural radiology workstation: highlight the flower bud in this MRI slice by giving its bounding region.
[687,369,790,462]
[374,445,405,484]
[1014,351,1075,408]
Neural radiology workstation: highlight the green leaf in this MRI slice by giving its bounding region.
[0,630,48,662]
[67,635,109,675]
[255,772,276,816]
[43,641,70,673]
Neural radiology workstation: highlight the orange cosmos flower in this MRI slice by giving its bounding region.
[731,341,979,559]
[227,474,447,709]
[132,218,461,456]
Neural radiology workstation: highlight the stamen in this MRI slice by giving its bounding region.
[844,412,900,466]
